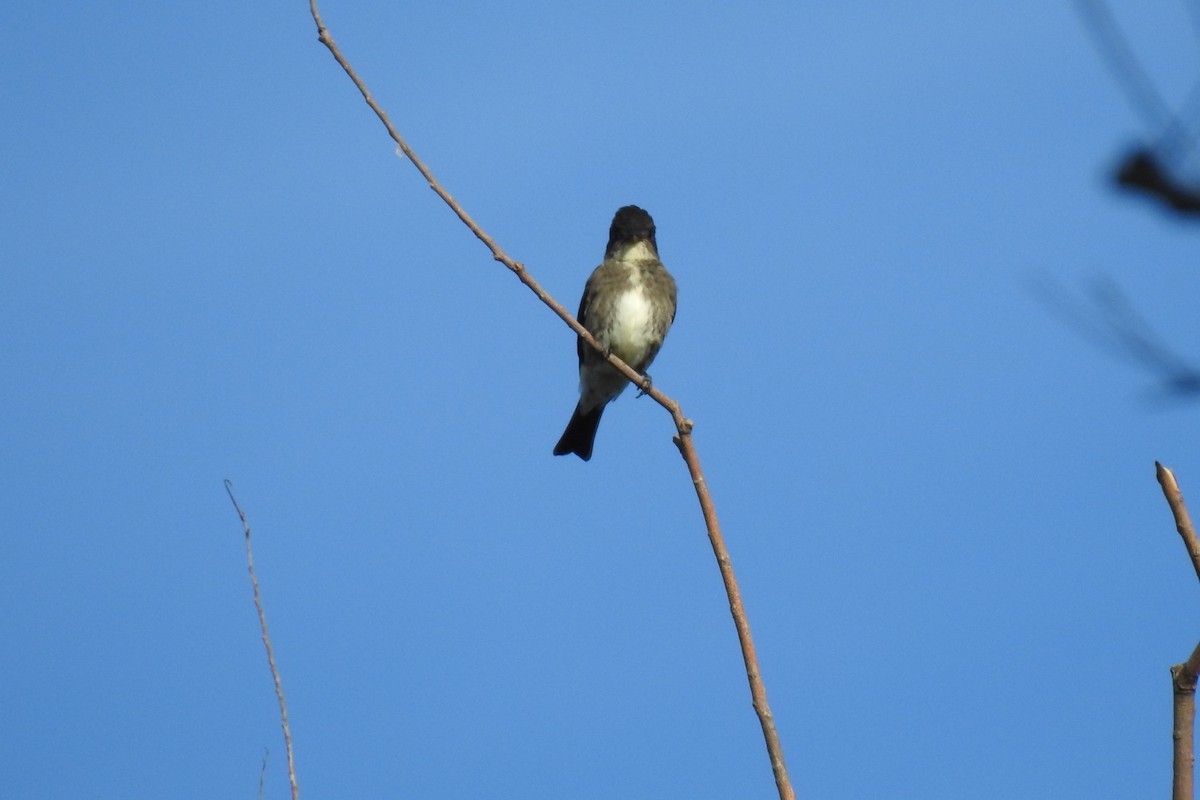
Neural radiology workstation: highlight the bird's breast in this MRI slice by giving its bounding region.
[606,283,657,364]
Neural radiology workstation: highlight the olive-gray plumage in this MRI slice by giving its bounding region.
[554,206,677,461]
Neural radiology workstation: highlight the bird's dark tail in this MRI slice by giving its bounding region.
[553,405,605,461]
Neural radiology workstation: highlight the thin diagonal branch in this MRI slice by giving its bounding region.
[306,0,650,407]
[673,432,791,795]
[307,3,793,798]
[225,480,299,800]
[1072,0,1173,135]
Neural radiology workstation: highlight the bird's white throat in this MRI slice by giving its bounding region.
[619,240,658,262]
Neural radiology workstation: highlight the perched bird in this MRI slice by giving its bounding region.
[554,205,677,461]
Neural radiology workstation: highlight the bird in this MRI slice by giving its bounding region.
[554,205,677,461]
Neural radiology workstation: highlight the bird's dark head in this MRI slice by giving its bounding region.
[605,205,658,259]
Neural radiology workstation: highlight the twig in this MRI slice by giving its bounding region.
[1157,462,1200,583]
[1174,642,1200,800]
[306,3,794,797]
[1156,463,1200,800]
[306,1,646,399]
[225,480,299,800]
[259,748,270,800]
[673,433,791,795]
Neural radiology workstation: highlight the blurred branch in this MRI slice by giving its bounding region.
[1116,148,1200,217]
[1173,643,1200,800]
[225,480,299,800]
[306,2,794,798]
[1155,463,1200,800]
[1072,0,1200,217]
[1072,0,1172,131]
[258,749,270,800]
[1031,275,1200,400]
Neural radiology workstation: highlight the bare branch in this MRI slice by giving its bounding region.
[1156,464,1200,800]
[1174,646,1200,800]
[673,432,792,797]
[306,1,659,408]
[1156,463,1200,584]
[306,3,793,797]
[225,480,299,800]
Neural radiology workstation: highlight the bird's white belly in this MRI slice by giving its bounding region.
[608,286,654,364]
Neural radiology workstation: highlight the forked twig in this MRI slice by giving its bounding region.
[1155,462,1200,800]
[306,3,793,797]
[225,480,299,800]
[1173,642,1200,800]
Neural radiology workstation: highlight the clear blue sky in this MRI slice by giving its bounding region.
[3,2,1200,797]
